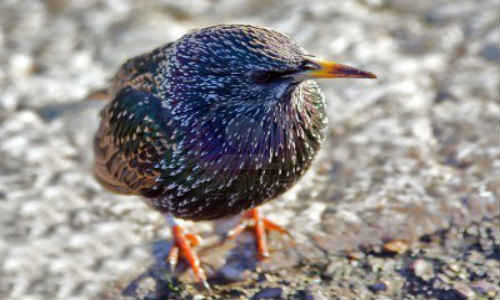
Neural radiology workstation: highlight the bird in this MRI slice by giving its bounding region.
[93,24,376,289]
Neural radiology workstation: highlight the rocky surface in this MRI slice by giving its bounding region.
[0,0,498,299]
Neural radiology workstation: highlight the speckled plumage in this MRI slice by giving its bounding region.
[94,24,327,220]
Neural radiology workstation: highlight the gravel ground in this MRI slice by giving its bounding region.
[0,0,498,299]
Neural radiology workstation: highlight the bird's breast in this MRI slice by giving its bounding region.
[149,81,327,220]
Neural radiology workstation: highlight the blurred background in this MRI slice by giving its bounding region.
[0,0,498,299]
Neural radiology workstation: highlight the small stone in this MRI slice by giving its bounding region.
[447,263,460,273]
[412,259,434,281]
[346,250,364,260]
[219,264,249,282]
[0,90,19,112]
[466,250,482,264]
[9,53,34,77]
[453,282,475,299]
[225,289,245,298]
[434,90,456,103]
[324,260,345,277]
[465,224,479,236]
[382,239,409,255]
[135,277,156,298]
[293,289,314,300]
[251,287,283,300]
[424,3,473,25]
[437,273,452,284]
[479,43,500,62]
[471,280,498,296]
[368,282,387,293]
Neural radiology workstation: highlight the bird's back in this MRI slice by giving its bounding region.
[93,44,171,195]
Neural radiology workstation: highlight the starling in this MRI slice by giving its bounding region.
[93,24,375,288]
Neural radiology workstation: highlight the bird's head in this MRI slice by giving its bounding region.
[166,24,376,106]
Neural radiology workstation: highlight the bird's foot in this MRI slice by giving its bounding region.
[166,216,210,290]
[227,207,292,260]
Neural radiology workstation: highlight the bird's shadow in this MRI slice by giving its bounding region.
[119,222,283,299]
[121,240,184,299]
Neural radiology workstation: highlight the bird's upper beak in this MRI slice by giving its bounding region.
[293,57,377,81]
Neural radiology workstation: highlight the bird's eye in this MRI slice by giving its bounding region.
[302,61,319,70]
[252,71,273,83]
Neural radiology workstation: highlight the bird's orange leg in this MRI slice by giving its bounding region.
[227,207,291,260]
[165,215,209,289]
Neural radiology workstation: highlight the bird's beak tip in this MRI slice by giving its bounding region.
[366,72,377,79]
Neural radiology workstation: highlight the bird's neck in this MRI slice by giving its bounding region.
[156,81,327,173]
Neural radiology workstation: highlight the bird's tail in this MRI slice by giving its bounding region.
[85,87,112,101]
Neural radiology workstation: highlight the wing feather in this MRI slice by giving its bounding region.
[93,87,166,195]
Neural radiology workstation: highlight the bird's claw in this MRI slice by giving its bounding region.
[168,225,210,289]
[227,208,292,260]
[167,245,179,271]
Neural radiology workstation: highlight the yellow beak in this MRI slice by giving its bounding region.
[297,57,376,80]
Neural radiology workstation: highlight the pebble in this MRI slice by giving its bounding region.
[479,43,500,62]
[447,263,460,273]
[346,250,365,260]
[453,282,475,299]
[9,53,34,77]
[471,280,498,297]
[135,277,156,298]
[368,282,388,293]
[412,259,434,281]
[424,2,475,25]
[0,90,19,111]
[382,239,409,255]
[251,287,283,300]
[293,289,315,300]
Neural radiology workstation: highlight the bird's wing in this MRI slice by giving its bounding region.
[93,87,166,195]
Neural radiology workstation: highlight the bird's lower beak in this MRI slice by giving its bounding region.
[296,57,377,80]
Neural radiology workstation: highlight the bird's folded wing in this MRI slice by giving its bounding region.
[93,87,165,195]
